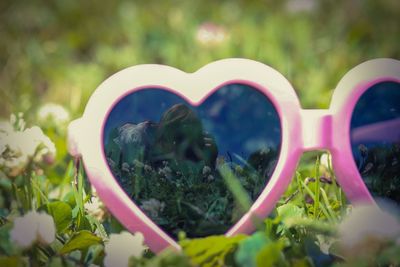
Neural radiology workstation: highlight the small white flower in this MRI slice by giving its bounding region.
[121,162,130,173]
[338,204,400,250]
[85,194,106,222]
[24,126,56,161]
[140,199,165,219]
[0,118,56,176]
[144,164,153,173]
[133,159,144,168]
[104,231,147,267]
[320,153,331,169]
[158,166,172,179]
[315,234,336,255]
[10,211,56,248]
[286,0,316,13]
[0,121,13,155]
[37,103,70,124]
[202,165,212,175]
[0,121,13,134]
[196,22,227,46]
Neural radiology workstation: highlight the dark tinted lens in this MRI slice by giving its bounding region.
[350,81,400,204]
[103,83,282,238]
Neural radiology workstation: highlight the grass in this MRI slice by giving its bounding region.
[0,114,351,267]
[1,0,400,266]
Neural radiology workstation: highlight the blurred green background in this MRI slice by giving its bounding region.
[0,0,399,120]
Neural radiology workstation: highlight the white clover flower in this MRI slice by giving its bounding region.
[10,211,56,248]
[196,22,227,46]
[25,126,56,161]
[85,194,106,222]
[320,153,331,169]
[104,231,147,267]
[0,120,13,134]
[144,164,153,173]
[121,162,130,173]
[140,199,165,219]
[286,0,316,13]
[202,165,212,175]
[338,204,400,251]
[0,118,56,176]
[0,121,13,155]
[9,113,26,131]
[315,234,336,255]
[158,166,172,180]
[133,159,144,168]
[37,103,70,124]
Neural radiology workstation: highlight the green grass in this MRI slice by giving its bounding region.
[1,0,400,266]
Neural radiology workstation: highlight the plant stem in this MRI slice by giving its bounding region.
[313,156,320,219]
[295,171,307,210]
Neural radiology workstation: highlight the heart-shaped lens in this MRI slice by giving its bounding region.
[103,83,282,239]
[350,81,400,204]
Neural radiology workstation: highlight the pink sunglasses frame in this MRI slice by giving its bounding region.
[68,58,400,252]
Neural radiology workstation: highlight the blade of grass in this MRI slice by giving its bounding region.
[31,175,49,207]
[313,156,320,219]
[72,158,85,228]
[326,154,337,198]
[218,165,251,212]
[218,164,263,230]
[284,217,336,235]
[58,161,74,199]
[295,171,306,210]
[327,153,346,209]
[300,180,333,223]
[319,187,337,222]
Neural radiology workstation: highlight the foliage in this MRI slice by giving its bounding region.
[181,234,247,267]
[0,113,399,266]
[1,0,400,119]
[106,120,276,238]
[130,249,193,267]
[355,143,400,203]
[1,0,400,266]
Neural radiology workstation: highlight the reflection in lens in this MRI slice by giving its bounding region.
[350,81,400,205]
[103,84,282,238]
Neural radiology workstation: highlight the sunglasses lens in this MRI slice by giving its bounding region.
[103,83,282,238]
[350,81,400,204]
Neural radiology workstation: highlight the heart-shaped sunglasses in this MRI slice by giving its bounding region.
[68,58,400,252]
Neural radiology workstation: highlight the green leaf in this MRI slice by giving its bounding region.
[181,235,247,267]
[84,244,104,266]
[0,256,20,267]
[0,171,12,190]
[276,203,305,234]
[277,203,305,222]
[48,256,75,267]
[284,217,336,236]
[46,201,72,233]
[256,240,288,267]
[376,243,400,266]
[129,249,192,267]
[235,232,269,267]
[59,230,103,254]
[86,215,108,240]
[0,223,18,255]
[77,214,93,231]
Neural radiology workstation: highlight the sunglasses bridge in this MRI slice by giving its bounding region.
[300,109,333,151]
